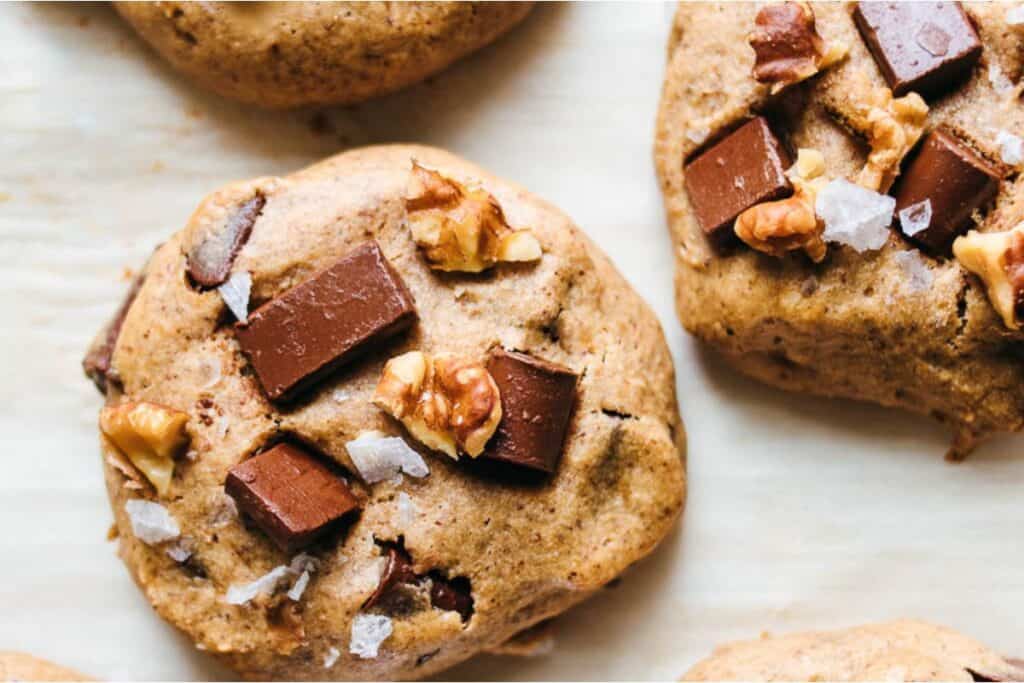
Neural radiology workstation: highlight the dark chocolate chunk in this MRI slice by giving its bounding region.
[749,2,825,85]
[683,117,793,242]
[235,241,418,402]
[429,573,474,622]
[893,128,1000,254]
[853,2,982,98]
[484,349,578,474]
[82,270,145,394]
[187,193,265,289]
[363,544,418,609]
[225,442,359,552]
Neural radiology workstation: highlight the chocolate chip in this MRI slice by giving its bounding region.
[483,349,579,474]
[853,2,982,99]
[82,270,145,394]
[363,543,418,609]
[683,117,793,243]
[894,128,1000,254]
[749,2,825,85]
[429,573,474,622]
[186,193,265,289]
[235,241,418,402]
[225,442,360,552]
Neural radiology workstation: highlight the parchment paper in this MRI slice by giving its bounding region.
[1,3,1021,680]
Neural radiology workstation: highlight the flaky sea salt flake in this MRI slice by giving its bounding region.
[1006,4,1024,25]
[346,432,429,484]
[997,130,1023,166]
[816,178,895,252]
[287,570,311,601]
[898,199,932,236]
[323,647,341,669]
[893,250,933,293]
[225,565,290,605]
[217,270,252,323]
[166,542,192,563]
[349,614,393,659]
[397,492,416,528]
[988,63,1015,96]
[125,499,180,545]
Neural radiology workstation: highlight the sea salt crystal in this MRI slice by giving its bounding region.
[197,356,222,390]
[287,571,311,601]
[226,565,291,605]
[215,415,230,438]
[217,270,252,323]
[897,199,932,236]
[685,126,710,146]
[397,492,416,528]
[346,432,429,484]
[331,388,352,403]
[349,614,393,659]
[1007,4,1024,25]
[997,130,1023,166]
[125,499,180,545]
[323,647,341,669]
[893,251,933,293]
[988,63,1015,96]
[166,542,192,563]
[816,178,895,252]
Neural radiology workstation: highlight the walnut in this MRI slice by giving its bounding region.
[734,148,828,262]
[405,162,542,273]
[952,224,1024,330]
[99,401,190,496]
[846,72,929,192]
[373,351,502,459]
[748,2,848,94]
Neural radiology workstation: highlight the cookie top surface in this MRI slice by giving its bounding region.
[86,145,685,680]
[0,652,90,682]
[682,620,1022,681]
[114,2,533,108]
[655,2,1023,448]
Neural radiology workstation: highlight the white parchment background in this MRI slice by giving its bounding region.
[1,3,1022,680]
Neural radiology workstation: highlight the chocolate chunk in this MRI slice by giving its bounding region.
[750,2,825,85]
[429,574,474,622]
[364,544,418,609]
[235,241,418,402]
[225,442,360,552]
[187,193,265,289]
[683,117,793,242]
[484,349,578,474]
[894,128,1000,254]
[853,2,982,99]
[82,271,145,394]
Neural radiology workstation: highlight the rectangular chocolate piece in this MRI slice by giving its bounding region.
[484,349,578,474]
[225,442,359,552]
[894,128,1000,254]
[853,2,982,99]
[683,117,793,242]
[236,241,418,401]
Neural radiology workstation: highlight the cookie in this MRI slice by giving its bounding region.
[655,2,1024,457]
[82,145,685,680]
[682,620,1023,681]
[0,652,90,682]
[114,2,533,109]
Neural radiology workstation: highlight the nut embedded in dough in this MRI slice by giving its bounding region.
[373,351,502,459]
[99,401,189,496]
[734,148,828,262]
[953,224,1024,330]
[405,162,542,273]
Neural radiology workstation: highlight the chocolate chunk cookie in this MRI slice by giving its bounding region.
[83,145,685,680]
[656,2,1024,457]
[683,620,1023,681]
[114,2,533,109]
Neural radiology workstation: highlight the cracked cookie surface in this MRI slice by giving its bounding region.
[114,2,533,109]
[85,145,685,680]
[682,620,1023,682]
[656,2,1024,456]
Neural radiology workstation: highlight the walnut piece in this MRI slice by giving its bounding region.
[846,72,929,192]
[953,224,1024,330]
[734,148,828,262]
[405,162,542,273]
[373,351,502,459]
[99,401,190,496]
[748,2,848,94]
